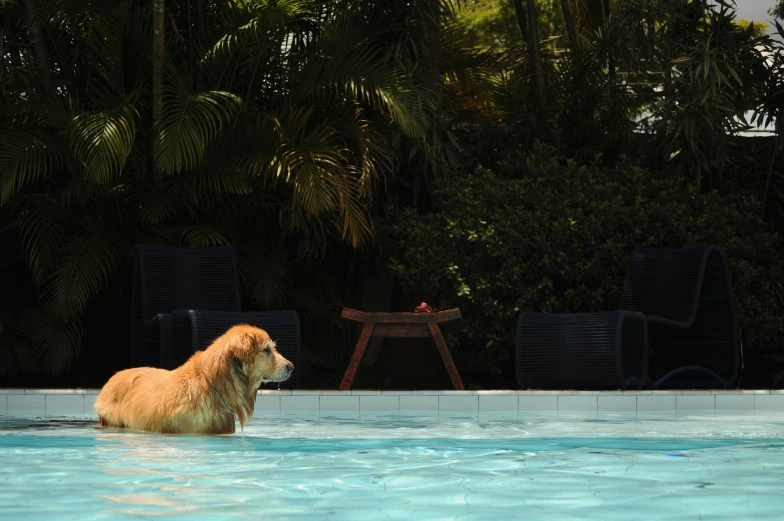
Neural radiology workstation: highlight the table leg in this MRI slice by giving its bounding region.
[428,323,465,390]
[339,323,375,390]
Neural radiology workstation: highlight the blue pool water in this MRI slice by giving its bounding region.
[1,414,783,520]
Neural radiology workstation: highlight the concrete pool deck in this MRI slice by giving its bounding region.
[1,389,783,419]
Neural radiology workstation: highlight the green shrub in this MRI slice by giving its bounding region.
[388,148,784,377]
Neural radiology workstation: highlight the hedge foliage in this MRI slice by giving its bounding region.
[388,149,784,376]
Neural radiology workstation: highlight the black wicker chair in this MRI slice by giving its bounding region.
[620,245,739,389]
[514,244,739,391]
[130,245,301,387]
[515,311,648,390]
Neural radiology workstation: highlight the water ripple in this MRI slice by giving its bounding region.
[0,416,783,520]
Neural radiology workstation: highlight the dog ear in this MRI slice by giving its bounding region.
[226,332,256,371]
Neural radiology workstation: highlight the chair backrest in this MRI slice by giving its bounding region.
[619,245,710,326]
[133,245,242,319]
[130,245,242,366]
[620,244,739,387]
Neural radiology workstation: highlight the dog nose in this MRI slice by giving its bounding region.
[286,362,294,371]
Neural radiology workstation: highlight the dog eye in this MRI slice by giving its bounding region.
[263,345,272,354]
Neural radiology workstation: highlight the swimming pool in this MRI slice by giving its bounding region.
[1,413,783,521]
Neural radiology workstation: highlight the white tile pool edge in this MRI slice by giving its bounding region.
[1,389,783,418]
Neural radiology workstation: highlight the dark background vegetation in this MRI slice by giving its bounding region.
[2,0,784,389]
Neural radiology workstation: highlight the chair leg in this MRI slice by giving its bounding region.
[339,323,375,390]
[428,323,465,390]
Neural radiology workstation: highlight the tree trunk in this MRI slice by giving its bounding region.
[692,0,702,24]
[3,6,25,72]
[691,0,702,47]
[575,0,604,35]
[600,0,610,20]
[524,0,547,105]
[22,0,53,96]
[663,12,674,98]
[152,0,165,184]
[511,0,529,45]
[560,0,580,54]
[195,0,206,89]
[420,0,441,93]
[601,0,615,82]
[197,0,206,46]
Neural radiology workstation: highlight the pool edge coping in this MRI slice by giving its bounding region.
[2,389,783,418]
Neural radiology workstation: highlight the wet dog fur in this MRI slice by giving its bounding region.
[94,324,293,434]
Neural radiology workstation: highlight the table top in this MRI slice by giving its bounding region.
[341,308,462,324]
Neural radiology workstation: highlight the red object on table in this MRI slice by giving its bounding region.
[413,301,437,313]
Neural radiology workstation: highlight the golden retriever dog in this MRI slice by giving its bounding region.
[94,324,294,435]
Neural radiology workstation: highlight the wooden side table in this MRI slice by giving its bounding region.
[339,308,464,390]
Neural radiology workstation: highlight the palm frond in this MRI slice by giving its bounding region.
[157,67,243,175]
[286,287,342,329]
[205,0,312,64]
[334,105,392,196]
[154,224,234,247]
[42,231,121,321]
[34,319,82,376]
[15,195,70,284]
[0,125,65,203]
[440,19,501,98]
[238,241,345,382]
[128,181,187,226]
[90,0,132,93]
[228,117,281,177]
[289,162,339,216]
[271,106,341,205]
[13,306,83,376]
[279,204,336,259]
[71,103,137,183]
[237,246,290,309]
[181,167,256,196]
[338,183,373,247]
[233,104,382,246]
[38,93,83,133]
[0,310,40,375]
[289,17,431,141]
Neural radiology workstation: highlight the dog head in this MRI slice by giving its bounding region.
[224,324,294,388]
[208,324,294,427]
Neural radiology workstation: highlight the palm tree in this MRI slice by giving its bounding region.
[509,0,547,105]
[559,0,580,53]
[524,0,547,103]
[0,0,452,377]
